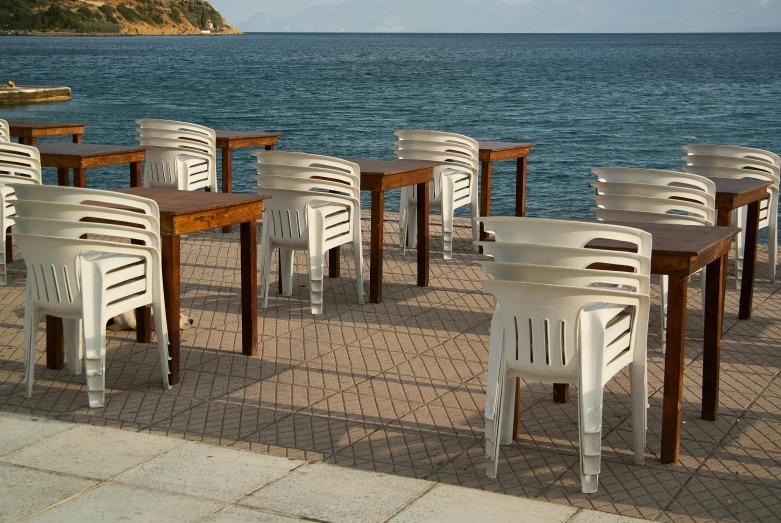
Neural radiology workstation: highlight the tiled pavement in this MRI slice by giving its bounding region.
[0,411,638,522]
[2,212,781,522]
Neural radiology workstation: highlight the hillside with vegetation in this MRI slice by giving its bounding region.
[0,0,241,35]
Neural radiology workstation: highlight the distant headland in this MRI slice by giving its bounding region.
[0,0,241,36]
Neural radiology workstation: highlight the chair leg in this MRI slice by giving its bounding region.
[352,230,365,305]
[498,375,516,446]
[660,275,668,354]
[308,244,325,316]
[406,201,418,251]
[152,297,171,390]
[485,369,504,480]
[63,319,82,375]
[440,178,454,260]
[399,187,409,255]
[261,237,273,310]
[629,361,647,465]
[770,222,777,284]
[736,208,745,291]
[81,305,107,408]
[279,248,294,296]
[24,304,40,399]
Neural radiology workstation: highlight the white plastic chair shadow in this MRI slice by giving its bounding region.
[479,264,649,494]
[394,130,479,260]
[0,142,42,285]
[11,185,169,408]
[136,118,217,192]
[251,151,364,315]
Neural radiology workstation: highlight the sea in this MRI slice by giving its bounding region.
[1,33,780,227]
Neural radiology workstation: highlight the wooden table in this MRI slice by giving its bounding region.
[708,177,771,319]
[330,159,438,304]
[44,188,268,386]
[477,141,536,241]
[35,143,148,188]
[214,130,281,232]
[7,120,88,145]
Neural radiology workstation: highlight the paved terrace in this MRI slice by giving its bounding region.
[1,213,780,522]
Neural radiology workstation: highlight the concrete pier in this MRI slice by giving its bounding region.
[0,85,71,105]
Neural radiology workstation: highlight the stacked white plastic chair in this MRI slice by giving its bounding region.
[394,130,479,260]
[251,151,364,315]
[11,184,170,408]
[682,145,781,287]
[475,217,651,494]
[0,119,10,142]
[0,142,42,285]
[590,168,716,353]
[136,118,217,192]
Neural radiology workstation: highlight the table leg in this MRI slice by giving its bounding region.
[661,275,688,463]
[130,162,142,188]
[241,220,258,356]
[5,229,11,264]
[516,156,528,217]
[28,137,37,146]
[738,200,760,320]
[221,148,233,233]
[73,168,86,189]
[329,247,341,278]
[73,134,82,144]
[131,239,152,344]
[45,316,65,369]
[369,191,384,303]
[479,161,492,241]
[702,253,726,421]
[265,145,275,151]
[162,235,181,385]
[57,167,69,187]
[417,181,429,288]
[553,383,570,403]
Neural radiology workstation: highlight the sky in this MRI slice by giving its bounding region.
[208,0,781,31]
[210,0,531,22]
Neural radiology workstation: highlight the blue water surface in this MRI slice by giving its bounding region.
[1,33,780,223]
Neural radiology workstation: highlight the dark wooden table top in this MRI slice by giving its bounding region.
[477,141,536,162]
[214,130,283,149]
[36,143,148,158]
[117,187,269,236]
[7,120,89,131]
[710,177,772,211]
[117,187,269,215]
[587,220,740,275]
[478,141,537,152]
[347,158,439,192]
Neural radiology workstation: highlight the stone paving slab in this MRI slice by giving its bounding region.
[1,214,780,522]
[0,412,635,523]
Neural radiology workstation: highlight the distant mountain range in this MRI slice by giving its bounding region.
[237,0,781,33]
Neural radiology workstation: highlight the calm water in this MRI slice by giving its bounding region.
[1,33,780,224]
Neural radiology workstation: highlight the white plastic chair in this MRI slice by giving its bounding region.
[250,151,364,315]
[683,164,778,286]
[476,218,651,494]
[681,152,781,287]
[0,142,42,285]
[11,185,169,408]
[136,119,217,192]
[394,130,479,260]
[0,119,9,142]
[683,144,781,168]
[589,176,715,353]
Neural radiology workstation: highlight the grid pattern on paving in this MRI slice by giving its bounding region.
[2,211,781,522]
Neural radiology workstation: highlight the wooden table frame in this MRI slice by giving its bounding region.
[709,177,772,319]
[8,120,88,145]
[44,188,267,387]
[35,143,148,189]
[327,159,437,303]
[214,130,281,233]
[477,141,536,241]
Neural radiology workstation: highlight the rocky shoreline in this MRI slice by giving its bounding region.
[0,29,242,36]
